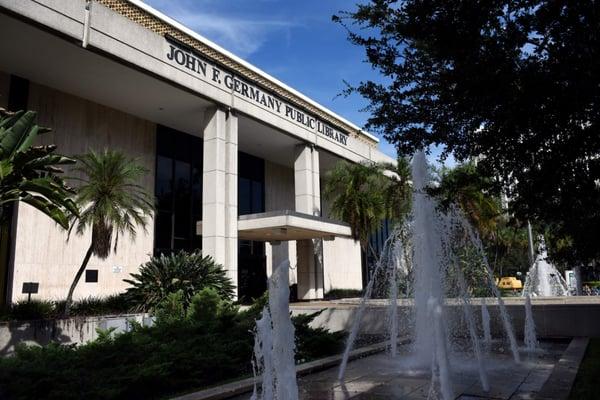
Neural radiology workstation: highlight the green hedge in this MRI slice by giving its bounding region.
[324,289,363,300]
[0,295,131,321]
[0,294,345,400]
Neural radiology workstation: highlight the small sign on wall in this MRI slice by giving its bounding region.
[112,265,123,274]
[22,282,39,302]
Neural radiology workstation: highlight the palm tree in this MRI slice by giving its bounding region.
[323,160,388,255]
[430,162,501,240]
[65,150,154,315]
[379,156,412,223]
[0,108,78,228]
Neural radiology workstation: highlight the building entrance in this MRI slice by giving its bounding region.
[238,240,266,303]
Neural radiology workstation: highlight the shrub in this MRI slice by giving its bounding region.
[55,294,131,316]
[0,295,346,400]
[293,310,346,362]
[154,291,186,325]
[188,288,221,324]
[5,300,55,320]
[0,295,132,321]
[124,251,235,312]
[324,289,363,300]
[189,288,240,325]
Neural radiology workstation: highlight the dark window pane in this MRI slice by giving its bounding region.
[239,178,251,215]
[252,181,263,213]
[155,126,202,253]
[156,126,176,159]
[156,155,173,211]
[239,151,264,182]
[85,270,98,283]
[174,133,191,162]
[174,160,191,238]
[8,75,29,112]
[192,233,202,250]
[174,238,189,251]
[191,165,202,216]
[155,211,173,250]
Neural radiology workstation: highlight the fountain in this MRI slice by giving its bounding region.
[480,298,492,349]
[523,294,539,352]
[522,247,570,297]
[338,151,523,398]
[251,260,298,400]
[251,151,533,399]
[251,308,274,400]
[427,298,453,400]
[387,241,401,358]
[338,229,403,381]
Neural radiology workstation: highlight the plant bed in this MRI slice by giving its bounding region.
[0,296,345,400]
[0,295,132,322]
[324,289,363,300]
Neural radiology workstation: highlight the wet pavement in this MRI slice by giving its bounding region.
[232,340,568,400]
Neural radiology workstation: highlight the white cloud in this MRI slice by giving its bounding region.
[176,13,294,57]
[143,0,296,58]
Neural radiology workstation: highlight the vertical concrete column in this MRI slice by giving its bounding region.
[294,144,324,300]
[202,107,238,295]
[294,145,316,215]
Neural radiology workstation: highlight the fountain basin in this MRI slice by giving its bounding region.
[290,298,600,338]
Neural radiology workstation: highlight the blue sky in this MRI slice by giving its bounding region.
[144,0,462,169]
[144,0,402,157]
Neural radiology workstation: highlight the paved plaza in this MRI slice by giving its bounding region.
[233,341,567,400]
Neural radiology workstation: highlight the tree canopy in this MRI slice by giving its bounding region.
[323,157,411,254]
[430,163,530,277]
[335,0,600,266]
[0,108,77,228]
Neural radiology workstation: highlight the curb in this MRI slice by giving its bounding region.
[536,337,590,400]
[171,339,406,400]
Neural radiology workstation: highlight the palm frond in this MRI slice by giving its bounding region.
[70,149,155,259]
[0,109,78,227]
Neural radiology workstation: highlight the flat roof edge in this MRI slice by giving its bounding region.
[125,0,379,144]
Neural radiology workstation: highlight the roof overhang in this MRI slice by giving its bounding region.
[196,210,352,242]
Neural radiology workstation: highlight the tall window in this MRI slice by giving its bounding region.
[238,152,265,215]
[237,152,266,301]
[238,151,265,261]
[154,126,203,254]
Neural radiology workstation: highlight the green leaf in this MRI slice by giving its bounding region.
[20,193,70,229]
[0,111,37,159]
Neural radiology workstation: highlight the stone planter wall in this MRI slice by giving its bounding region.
[0,313,152,356]
[290,297,600,339]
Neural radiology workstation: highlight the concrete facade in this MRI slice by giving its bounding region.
[201,107,239,286]
[10,83,155,301]
[0,0,392,302]
[294,145,324,300]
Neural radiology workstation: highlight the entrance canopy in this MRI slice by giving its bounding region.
[196,210,352,242]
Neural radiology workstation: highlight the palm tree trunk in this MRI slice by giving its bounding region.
[64,242,94,316]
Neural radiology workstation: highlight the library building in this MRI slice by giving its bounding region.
[0,0,393,303]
